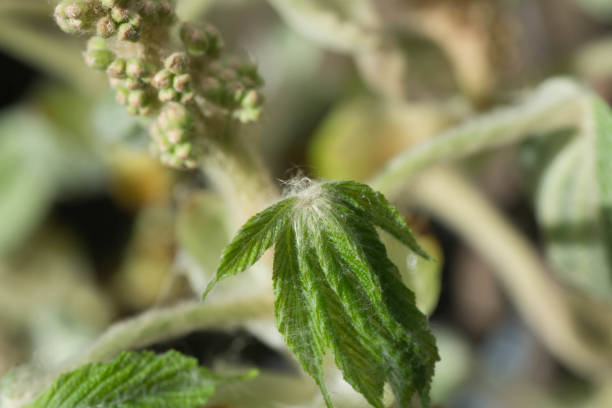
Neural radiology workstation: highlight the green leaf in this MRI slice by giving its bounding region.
[202,197,297,298]
[593,97,612,259]
[27,350,250,408]
[322,181,429,258]
[205,180,438,407]
[520,96,612,299]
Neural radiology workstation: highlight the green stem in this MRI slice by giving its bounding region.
[406,168,612,379]
[201,135,279,230]
[76,296,273,365]
[370,79,588,196]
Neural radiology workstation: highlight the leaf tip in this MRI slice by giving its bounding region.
[201,278,218,301]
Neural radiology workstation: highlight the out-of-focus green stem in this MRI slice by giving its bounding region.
[76,296,273,365]
[367,78,612,379]
[200,136,279,230]
[406,168,612,380]
[371,79,588,196]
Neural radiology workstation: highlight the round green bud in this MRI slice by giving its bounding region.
[184,159,198,169]
[235,106,262,123]
[126,105,139,115]
[164,52,188,74]
[152,69,173,89]
[106,58,126,78]
[180,91,195,104]
[139,105,155,116]
[180,22,208,56]
[242,89,263,108]
[115,87,129,105]
[100,0,120,8]
[172,74,191,92]
[128,90,148,108]
[130,14,143,29]
[63,0,91,19]
[157,138,171,153]
[123,77,142,90]
[126,58,146,78]
[138,0,159,18]
[159,0,174,17]
[54,13,76,34]
[111,7,129,23]
[174,143,192,160]
[158,88,179,102]
[226,81,246,103]
[159,102,191,130]
[54,1,92,33]
[87,36,108,51]
[203,24,223,56]
[118,23,139,41]
[96,16,116,37]
[84,49,115,70]
[167,128,187,144]
[160,152,182,168]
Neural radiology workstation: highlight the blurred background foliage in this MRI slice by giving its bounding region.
[3,0,612,407]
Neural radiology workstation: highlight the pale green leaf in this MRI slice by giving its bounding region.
[202,197,297,298]
[205,180,438,407]
[520,96,612,299]
[593,97,612,254]
[27,350,248,408]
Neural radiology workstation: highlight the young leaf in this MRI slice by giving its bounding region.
[202,197,297,298]
[205,180,439,407]
[322,181,430,258]
[26,350,251,408]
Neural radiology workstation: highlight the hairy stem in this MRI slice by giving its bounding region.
[76,296,273,365]
[370,79,588,196]
[406,168,612,379]
[367,78,612,379]
[201,136,279,230]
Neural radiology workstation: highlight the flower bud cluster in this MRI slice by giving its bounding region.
[55,0,173,40]
[149,103,199,169]
[107,56,157,116]
[203,57,265,123]
[54,0,264,170]
[151,53,195,105]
